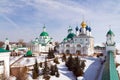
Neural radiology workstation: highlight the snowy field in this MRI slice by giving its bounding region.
[10,55,101,80]
[10,55,23,65]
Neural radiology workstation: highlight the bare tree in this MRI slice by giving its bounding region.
[16,66,28,80]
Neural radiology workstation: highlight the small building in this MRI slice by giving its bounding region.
[25,50,33,57]
[30,25,54,54]
[0,48,10,79]
[94,45,106,54]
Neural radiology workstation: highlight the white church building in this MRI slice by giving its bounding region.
[30,26,54,54]
[59,21,94,55]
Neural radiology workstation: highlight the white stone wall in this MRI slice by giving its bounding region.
[0,52,10,78]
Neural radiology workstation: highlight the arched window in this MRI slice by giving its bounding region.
[66,44,70,47]
[66,50,70,54]
[76,50,81,55]
[77,44,81,47]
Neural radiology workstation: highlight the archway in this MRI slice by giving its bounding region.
[76,50,81,55]
[66,50,70,54]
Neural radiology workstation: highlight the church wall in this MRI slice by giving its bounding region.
[0,52,10,78]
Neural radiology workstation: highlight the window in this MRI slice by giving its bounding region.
[0,61,4,66]
[75,39,77,41]
[77,44,81,47]
[66,44,70,47]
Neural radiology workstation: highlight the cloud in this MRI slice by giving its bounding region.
[0,0,120,44]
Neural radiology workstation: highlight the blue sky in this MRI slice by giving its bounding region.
[0,0,120,45]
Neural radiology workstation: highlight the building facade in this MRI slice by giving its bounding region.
[30,26,54,54]
[59,21,94,55]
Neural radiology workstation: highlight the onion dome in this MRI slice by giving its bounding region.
[79,28,82,32]
[67,33,76,39]
[75,26,79,31]
[26,49,32,56]
[88,27,91,32]
[86,25,89,31]
[106,29,115,36]
[40,26,49,36]
[81,21,87,28]
[40,32,49,36]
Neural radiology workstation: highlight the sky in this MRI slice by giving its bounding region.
[0,0,120,45]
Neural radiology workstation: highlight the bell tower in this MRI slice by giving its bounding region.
[106,29,115,52]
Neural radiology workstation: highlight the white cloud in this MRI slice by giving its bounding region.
[0,0,120,44]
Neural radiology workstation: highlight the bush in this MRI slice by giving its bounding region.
[62,53,66,62]
[47,49,55,59]
[43,74,50,80]
[32,60,39,79]
[81,60,86,70]
[39,62,42,68]
[55,71,60,77]
[54,57,60,64]
[50,65,55,75]
[66,54,75,71]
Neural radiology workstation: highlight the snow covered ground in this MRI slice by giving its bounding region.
[11,54,47,67]
[83,57,101,80]
[10,55,23,65]
[11,55,101,80]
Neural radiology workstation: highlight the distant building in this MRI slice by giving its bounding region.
[59,21,94,55]
[0,48,10,79]
[94,45,106,54]
[30,25,54,54]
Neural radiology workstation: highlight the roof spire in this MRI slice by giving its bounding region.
[81,21,87,28]
[68,26,72,33]
[81,15,87,28]
[43,24,46,32]
[108,25,111,30]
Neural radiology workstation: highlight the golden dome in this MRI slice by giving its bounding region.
[81,21,87,28]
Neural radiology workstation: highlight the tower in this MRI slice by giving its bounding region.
[106,29,115,52]
[4,38,10,50]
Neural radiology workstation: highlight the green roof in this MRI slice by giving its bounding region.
[40,31,49,36]
[63,37,68,41]
[26,50,32,56]
[67,33,76,39]
[0,48,10,53]
[107,29,115,36]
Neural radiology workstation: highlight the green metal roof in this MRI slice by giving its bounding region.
[26,50,32,56]
[67,33,76,39]
[0,48,10,53]
[102,51,119,80]
[107,29,115,36]
[63,37,68,41]
[40,31,49,36]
